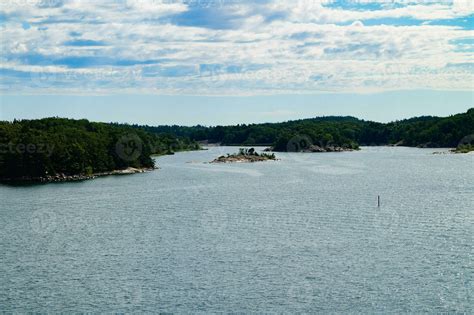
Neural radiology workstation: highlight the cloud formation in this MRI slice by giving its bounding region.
[1,0,473,94]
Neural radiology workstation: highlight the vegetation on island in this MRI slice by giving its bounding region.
[453,144,474,154]
[0,118,200,182]
[142,108,474,152]
[212,148,277,163]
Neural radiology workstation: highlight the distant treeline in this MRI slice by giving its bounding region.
[0,118,199,179]
[1,109,472,180]
[137,108,474,151]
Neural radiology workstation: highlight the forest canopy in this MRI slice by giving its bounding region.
[140,108,474,151]
[0,118,199,180]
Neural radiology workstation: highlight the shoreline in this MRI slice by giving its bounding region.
[0,167,156,184]
[1,145,470,185]
[211,156,279,163]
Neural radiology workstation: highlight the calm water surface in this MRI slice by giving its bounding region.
[0,147,472,313]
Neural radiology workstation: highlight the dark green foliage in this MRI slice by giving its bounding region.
[141,109,474,151]
[236,147,275,159]
[0,118,199,179]
[455,145,474,153]
[1,109,472,179]
[383,109,474,148]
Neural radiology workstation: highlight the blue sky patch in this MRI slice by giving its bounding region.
[324,0,387,11]
[142,65,197,77]
[63,39,107,47]
[360,17,424,27]
[170,6,244,30]
[10,53,164,68]
[450,38,474,52]
[428,15,474,30]
[21,22,31,30]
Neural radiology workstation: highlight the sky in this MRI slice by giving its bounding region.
[1,91,472,125]
[0,0,473,125]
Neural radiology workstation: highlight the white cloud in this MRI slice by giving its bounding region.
[269,0,472,23]
[0,0,473,95]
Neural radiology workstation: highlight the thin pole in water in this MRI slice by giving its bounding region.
[378,195,381,208]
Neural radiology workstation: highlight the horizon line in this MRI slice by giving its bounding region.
[3,108,472,128]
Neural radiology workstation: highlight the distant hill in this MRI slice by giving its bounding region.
[140,108,474,150]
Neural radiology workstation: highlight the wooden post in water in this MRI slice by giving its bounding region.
[378,195,381,208]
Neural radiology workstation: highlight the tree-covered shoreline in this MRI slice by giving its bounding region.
[0,118,200,182]
[1,109,472,183]
[140,108,474,152]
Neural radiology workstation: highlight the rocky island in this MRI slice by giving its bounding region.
[211,148,277,163]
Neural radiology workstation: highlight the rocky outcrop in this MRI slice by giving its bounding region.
[211,155,277,163]
[0,167,155,184]
[211,149,278,163]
